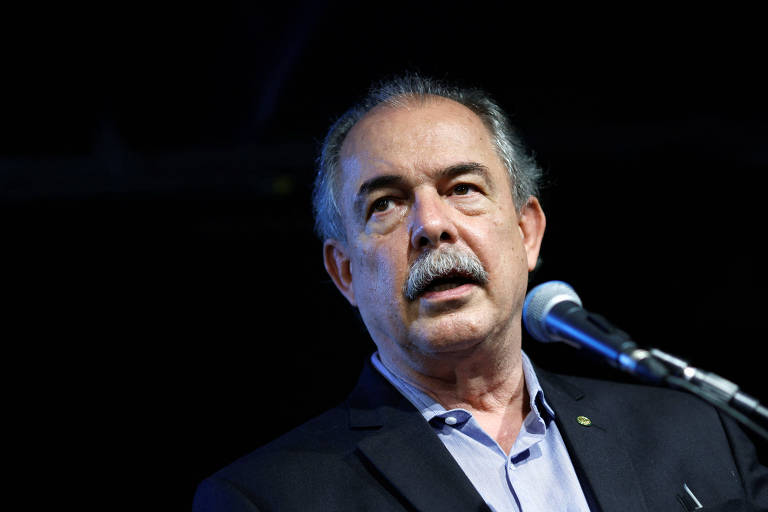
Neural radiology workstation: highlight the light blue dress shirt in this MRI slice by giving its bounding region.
[371,351,591,512]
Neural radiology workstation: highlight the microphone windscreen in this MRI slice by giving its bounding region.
[523,281,582,342]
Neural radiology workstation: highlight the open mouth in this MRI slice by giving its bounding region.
[420,272,480,296]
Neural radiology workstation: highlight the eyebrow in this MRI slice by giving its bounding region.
[435,162,493,188]
[353,174,406,217]
[352,162,493,216]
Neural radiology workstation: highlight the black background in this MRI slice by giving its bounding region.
[3,3,766,508]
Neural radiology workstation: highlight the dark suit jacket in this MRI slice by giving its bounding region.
[193,360,768,511]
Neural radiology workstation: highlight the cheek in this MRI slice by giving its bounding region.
[351,242,405,303]
[470,216,528,291]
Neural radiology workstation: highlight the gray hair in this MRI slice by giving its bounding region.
[312,73,543,242]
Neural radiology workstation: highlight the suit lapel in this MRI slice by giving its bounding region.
[347,362,490,512]
[537,369,651,512]
[345,360,654,511]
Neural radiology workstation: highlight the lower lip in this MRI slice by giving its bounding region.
[420,283,476,301]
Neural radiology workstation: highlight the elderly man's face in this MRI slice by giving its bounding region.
[323,97,545,364]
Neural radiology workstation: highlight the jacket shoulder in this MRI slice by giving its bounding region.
[541,369,722,419]
[194,402,362,511]
[217,401,354,475]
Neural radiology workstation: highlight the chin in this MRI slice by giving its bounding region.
[408,312,496,355]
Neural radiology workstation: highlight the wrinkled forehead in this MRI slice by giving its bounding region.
[341,97,494,162]
[338,97,504,191]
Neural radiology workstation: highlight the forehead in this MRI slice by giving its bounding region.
[340,97,501,174]
[338,97,506,197]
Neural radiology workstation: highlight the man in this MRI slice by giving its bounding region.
[193,74,768,511]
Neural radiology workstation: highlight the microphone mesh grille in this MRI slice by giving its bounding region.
[523,281,582,342]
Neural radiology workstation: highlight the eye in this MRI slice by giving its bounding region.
[370,197,393,214]
[451,183,474,195]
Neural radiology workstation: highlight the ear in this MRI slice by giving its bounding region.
[518,196,546,272]
[323,239,357,306]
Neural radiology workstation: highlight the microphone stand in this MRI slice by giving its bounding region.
[523,280,768,442]
[648,348,768,442]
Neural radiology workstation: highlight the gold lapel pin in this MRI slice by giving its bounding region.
[576,415,592,427]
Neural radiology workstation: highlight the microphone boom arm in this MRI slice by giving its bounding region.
[650,347,768,439]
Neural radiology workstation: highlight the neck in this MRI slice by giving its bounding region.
[379,335,528,416]
[379,337,531,454]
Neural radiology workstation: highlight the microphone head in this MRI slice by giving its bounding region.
[523,281,582,342]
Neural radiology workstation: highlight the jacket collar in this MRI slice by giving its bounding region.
[345,358,651,512]
[346,360,491,512]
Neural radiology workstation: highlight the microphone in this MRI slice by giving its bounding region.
[523,281,768,439]
[523,281,669,382]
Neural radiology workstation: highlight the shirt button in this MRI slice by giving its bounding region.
[445,416,458,425]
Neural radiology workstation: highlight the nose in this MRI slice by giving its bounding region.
[409,191,459,250]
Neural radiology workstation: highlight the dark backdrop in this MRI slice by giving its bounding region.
[4,4,766,509]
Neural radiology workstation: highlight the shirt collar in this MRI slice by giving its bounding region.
[370,350,556,425]
[520,351,556,422]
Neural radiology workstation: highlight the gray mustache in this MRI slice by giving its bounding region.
[404,246,489,301]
